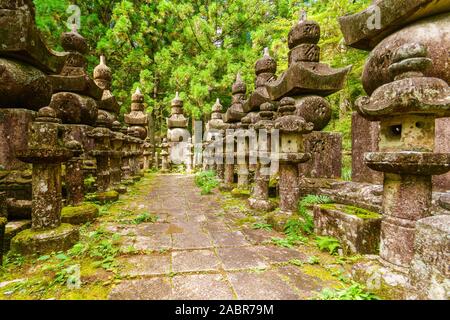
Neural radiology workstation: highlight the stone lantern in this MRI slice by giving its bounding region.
[89,115,118,203]
[13,107,78,254]
[111,121,126,194]
[266,12,351,216]
[167,92,190,167]
[206,98,228,181]
[249,102,278,211]
[274,98,313,215]
[339,0,450,299]
[160,138,171,173]
[355,42,450,270]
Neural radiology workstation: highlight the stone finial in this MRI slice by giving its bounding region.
[112,120,122,132]
[96,113,109,128]
[132,87,144,103]
[300,8,307,22]
[61,23,88,54]
[232,72,247,94]
[288,12,320,49]
[212,98,222,113]
[94,55,112,84]
[171,91,183,107]
[256,47,277,75]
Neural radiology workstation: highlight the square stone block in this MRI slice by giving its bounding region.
[108,277,172,300]
[119,254,171,277]
[314,204,382,254]
[217,247,268,270]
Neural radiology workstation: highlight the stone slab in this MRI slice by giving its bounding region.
[172,274,234,300]
[119,254,171,277]
[172,249,221,273]
[108,277,172,300]
[172,232,213,250]
[217,247,268,271]
[227,270,300,300]
[210,231,250,247]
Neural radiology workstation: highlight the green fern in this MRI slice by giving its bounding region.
[315,236,341,255]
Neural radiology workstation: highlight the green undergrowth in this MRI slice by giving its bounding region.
[319,204,381,219]
[0,173,158,300]
[195,170,219,195]
[315,282,380,300]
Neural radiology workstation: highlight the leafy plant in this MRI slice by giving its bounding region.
[252,223,273,231]
[195,171,219,195]
[132,212,158,224]
[315,282,380,300]
[271,234,307,248]
[315,236,342,255]
[289,259,304,267]
[288,195,333,236]
[307,256,320,265]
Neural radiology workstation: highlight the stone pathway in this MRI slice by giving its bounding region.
[106,174,344,300]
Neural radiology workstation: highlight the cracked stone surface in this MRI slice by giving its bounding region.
[107,174,343,300]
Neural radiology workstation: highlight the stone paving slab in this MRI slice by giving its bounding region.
[172,274,235,300]
[109,277,173,300]
[105,174,344,300]
[172,232,213,250]
[217,246,268,271]
[256,245,308,264]
[172,249,221,273]
[227,270,300,300]
[210,231,251,247]
[119,254,171,277]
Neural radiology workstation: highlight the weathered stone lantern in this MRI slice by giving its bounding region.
[206,99,228,181]
[356,43,450,269]
[274,98,313,215]
[110,121,126,194]
[340,0,450,299]
[13,107,78,254]
[249,102,278,211]
[266,12,350,216]
[89,115,118,203]
[160,138,171,173]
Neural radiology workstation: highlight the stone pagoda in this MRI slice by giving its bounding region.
[167,92,190,168]
[206,98,228,182]
[125,88,149,140]
[13,107,78,254]
[340,0,450,299]
[266,11,351,215]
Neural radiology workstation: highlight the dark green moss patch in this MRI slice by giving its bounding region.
[62,204,99,225]
[319,204,381,220]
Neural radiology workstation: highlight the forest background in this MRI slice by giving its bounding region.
[34,0,372,177]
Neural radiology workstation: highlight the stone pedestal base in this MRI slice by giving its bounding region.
[313,204,382,255]
[10,223,79,255]
[248,198,276,212]
[3,220,31,252]
[61,203,99,225]
[114,185,128,194]
[352,256,410,300]
[231,188,251,198]
[90,191,119,204]
[266,212,291,233]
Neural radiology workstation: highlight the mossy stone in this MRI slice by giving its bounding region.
[266,212,290,232]
[61,203,99,225]
[319,204,381,219]
[0,217,6,263]
[114,185,128,194]
[11,223,79,255]
[94,190,119,204]
[231,188,251,198]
